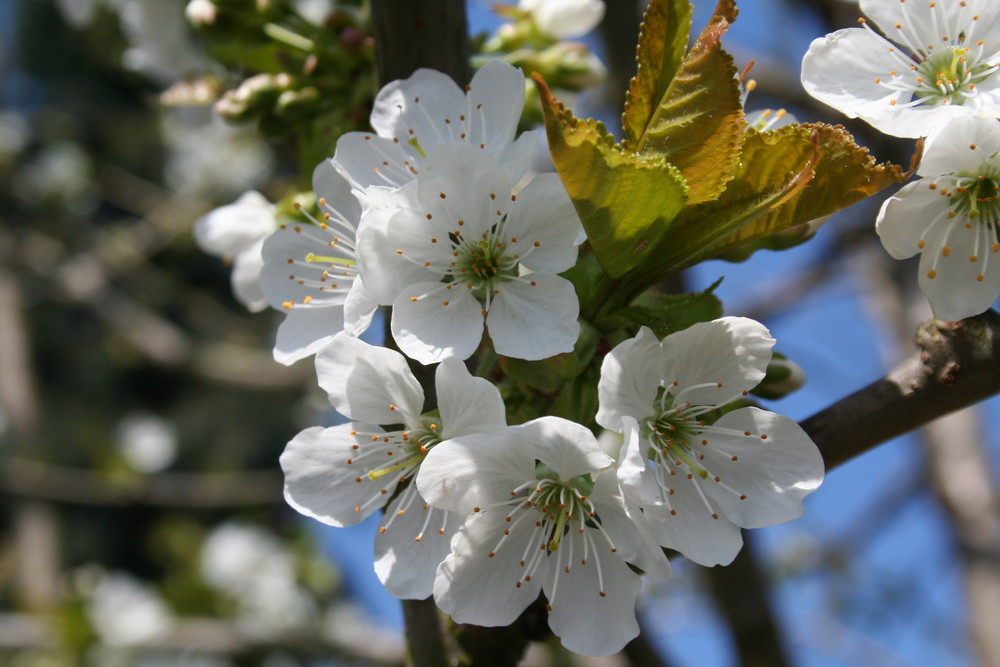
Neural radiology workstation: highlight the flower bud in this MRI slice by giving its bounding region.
[185,0,219,28]
[750,353,806,400]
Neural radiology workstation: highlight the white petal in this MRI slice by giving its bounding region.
[315,332,424,424]
[589,470,672,579]
[342,277,378,337]
[417,145,513,240]
[495,131,538,185]
[645,492,744,566]
[875,180,949,259]
[596,327,662,431]
[355,206,450,305]
[699,407,824,529]
[374,487,461,600]
[435,358,507,439]
[370,68,467,155]
[333,132,419,190]
[513,417,611,481]
[433,511,542,626]
[194,191,275,257]
[392,284,484,364]
[617,422,743,566]
[661,317,774,407]
[534,0,605,39]
[486,274,579,361]
[917,216,1000,320]
[920,114,1000,177]
[280,425,396,527]
[259,221,354,309]
[505,172,581,274]
[465,60,528,157]
[312,158,362,222]
[230,241,268,312]
[272,305,343,366]
[615,416,651,504]
[417,429,535,514]
[542,532,641,657]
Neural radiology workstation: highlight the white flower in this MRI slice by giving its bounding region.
[119,0,210,84]
[357,144,582,364]
[801,0,1000,137]
[162,109,273,198]
[417,416,669,657]
[332,59,536,196]
[87,572,173,647]
[200,522,315,640]
[280,333,507,599]
[114,412,177,474]
[877,114,1000,320]
[519,0,605,40]
[259,162,378,364]
[596,318,824,567]
[194,191,277,313]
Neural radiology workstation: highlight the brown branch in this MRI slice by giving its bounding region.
[369,5,474,665]
[0,264,62,612]
[705,532,792,667]
[801,310,1000,470]
[401,598,448,667]
[370,0,470,87]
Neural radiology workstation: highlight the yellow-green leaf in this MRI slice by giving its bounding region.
[621,0,693,147]
[639,0,744,204]
[537,75,689,279]
[704,123,905,255]
[631,123,906,282]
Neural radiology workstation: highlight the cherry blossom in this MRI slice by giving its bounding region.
[280,334,506,599]
[259,161,377,364]
[417,416,669,656]
[596,319,824,567]
[332,59,537,197]
[356,143,582,364]
[194,190,276,313]
[801,0,1000,137]
[877,114,1000,320]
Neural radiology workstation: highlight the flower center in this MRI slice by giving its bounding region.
[366,420,442,482]
[530,467,595,552]
[941,158,1000,224]
[448,231,519,303]
[635,386,752,518]
[913,46,996,106]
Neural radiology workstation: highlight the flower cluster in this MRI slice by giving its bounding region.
[258,60,823,656]
[803,0,1000,319]
[198,31,830,657]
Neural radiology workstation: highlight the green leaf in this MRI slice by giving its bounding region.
[498,320,601,392]
[536,75,689,279]
[621,0,694,147]
[500,357,565,394]
[630,122,907,283]
[639,0,744,204]
[607,278,724,337]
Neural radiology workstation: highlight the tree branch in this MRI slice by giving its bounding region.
[0,458,284,507]
[370,0,470,87]
[705,532,792,667]
[801,310,1000,470]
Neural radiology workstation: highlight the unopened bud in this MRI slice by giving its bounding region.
[275,86,320,119]
[750,353,806,400]
[185,0,218,27]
